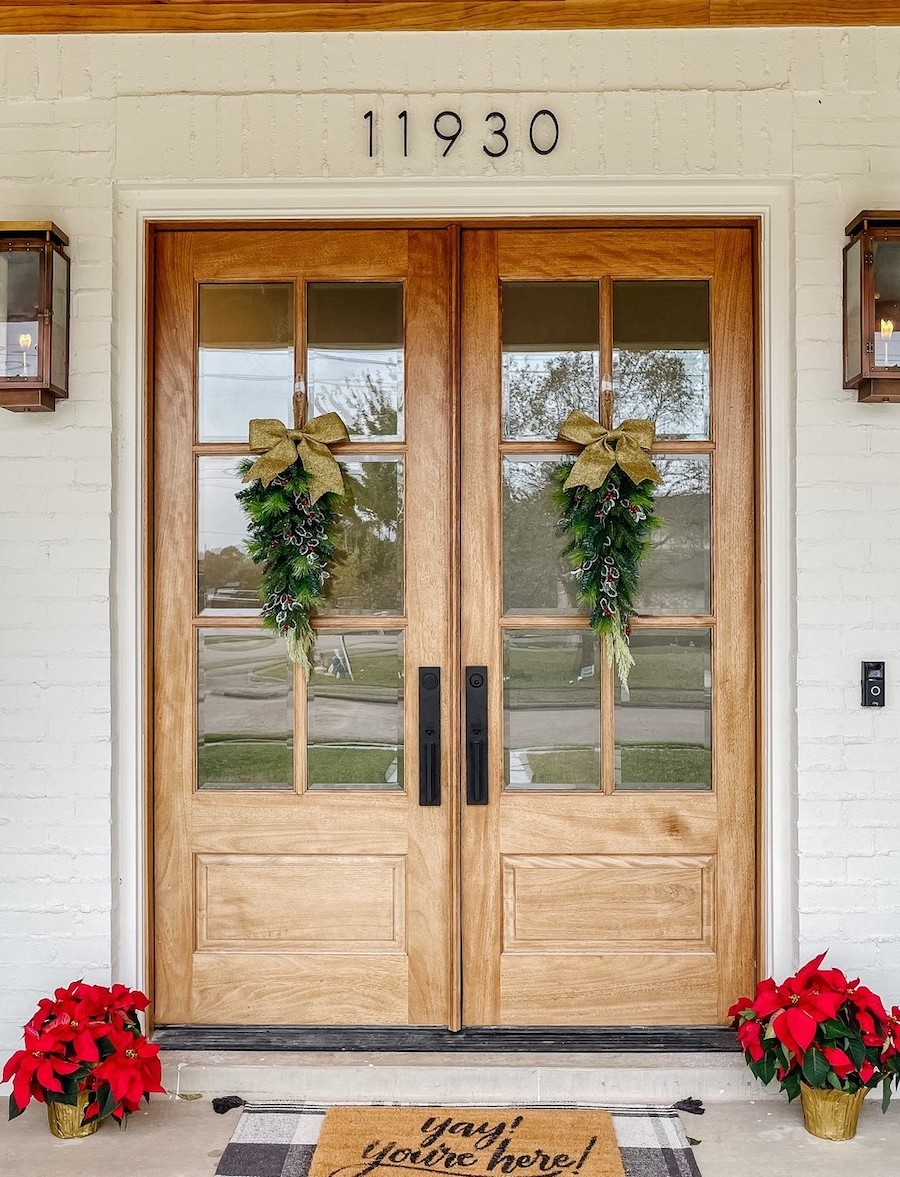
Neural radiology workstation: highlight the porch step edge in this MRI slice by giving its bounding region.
[162,1051,778,1104]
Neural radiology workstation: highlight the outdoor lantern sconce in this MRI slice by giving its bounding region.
[844,211,900,403]
[0,222,70,412]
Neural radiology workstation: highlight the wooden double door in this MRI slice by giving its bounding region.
[152,224,756,1030]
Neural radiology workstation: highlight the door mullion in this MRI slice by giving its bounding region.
[601,648,616,795]
[599,275,615,792]
[600,274,614,426]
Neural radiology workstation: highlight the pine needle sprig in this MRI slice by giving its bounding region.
[552,463,660,683]
[237,458,342,675]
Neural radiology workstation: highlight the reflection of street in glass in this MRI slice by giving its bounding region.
[309,631,403,792]
[504,630,712,793]
[197,631,293,790]
[196,629,405,792]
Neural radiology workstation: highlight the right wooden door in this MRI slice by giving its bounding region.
[460,227,757,1026]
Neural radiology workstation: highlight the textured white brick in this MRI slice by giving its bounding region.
[3,23,900,1063]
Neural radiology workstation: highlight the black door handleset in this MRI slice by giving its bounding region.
[417,665,489,806]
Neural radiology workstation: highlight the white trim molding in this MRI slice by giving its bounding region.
[111,177,797,1000]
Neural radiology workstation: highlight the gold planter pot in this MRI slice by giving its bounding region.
[47,1092,99,1139]
[800,1084,868,1141]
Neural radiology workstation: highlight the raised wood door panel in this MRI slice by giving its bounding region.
[459,226,756,1026]
[152,228,456,1026]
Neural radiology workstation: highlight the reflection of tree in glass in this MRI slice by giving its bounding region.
[636,456,710,614]
[614,347,708,438]
[197,544,261,611]
[503,347,706,441]
[315,350,397,440]
[503,351,598,439]
[322,376,404,615]
[503,461,578,614]
[502,350,709,615]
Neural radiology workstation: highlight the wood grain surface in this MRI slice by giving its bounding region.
[151,226,455,1025]
[459,224,757,1027]
[0,1,894,34]
[152,219,758,1030]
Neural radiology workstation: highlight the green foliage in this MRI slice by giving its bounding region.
[552,464,660,683]
[236,458,342,674]
[802,1048,831,1088]
[748,1056,777,1086]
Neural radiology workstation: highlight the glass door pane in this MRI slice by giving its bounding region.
[502,281,600,440]
[308,282,404,439]
[198,283,294,442]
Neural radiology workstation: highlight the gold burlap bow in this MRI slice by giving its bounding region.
[557,409,661,491]
[243,413,350,502]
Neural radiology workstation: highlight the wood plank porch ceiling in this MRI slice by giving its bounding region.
[2,1,898,35]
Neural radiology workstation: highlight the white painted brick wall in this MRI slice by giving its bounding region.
[2,26,900,1057]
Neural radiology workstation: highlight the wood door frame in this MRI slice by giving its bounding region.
[118,184,789,1044]
[146,216,762,1037]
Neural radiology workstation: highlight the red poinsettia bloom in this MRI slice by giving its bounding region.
[727,995,755,1019]
[749,978,784,1018]
[822,1046,856,1079]
[44,997,109,1064]
[25,997,60,1034]
[104,983,150,1027]
[2,1027,81,1112]
[89,1028,164,1121]
[847,981,890,1043]
[737,1018,765,1062]
[755,953,847,1059]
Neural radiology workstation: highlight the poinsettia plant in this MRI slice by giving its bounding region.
[3,980,165,1126]
[730,953,900,1112]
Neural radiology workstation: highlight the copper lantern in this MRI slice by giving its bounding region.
[844,211,900,403]
[0,222,70,412]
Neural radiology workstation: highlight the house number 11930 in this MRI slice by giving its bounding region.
[363,109,560,159]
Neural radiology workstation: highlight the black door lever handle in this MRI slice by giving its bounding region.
[419,667,441,806]
[466,666,488,805]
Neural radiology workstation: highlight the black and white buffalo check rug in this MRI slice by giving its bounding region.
[214,1102,701,1177]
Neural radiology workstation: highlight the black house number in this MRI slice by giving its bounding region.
[363,109,560,159]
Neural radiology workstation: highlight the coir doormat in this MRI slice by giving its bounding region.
[310,1107,624,1177]
[214,1102,701,1177]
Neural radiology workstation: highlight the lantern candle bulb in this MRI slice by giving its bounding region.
[18,333,31,377]
[881,318,895,366]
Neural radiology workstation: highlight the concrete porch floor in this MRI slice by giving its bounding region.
[4,1093,900,1177]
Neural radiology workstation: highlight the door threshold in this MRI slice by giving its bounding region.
[153,1025,738,1052]
[159,1041,766,1104]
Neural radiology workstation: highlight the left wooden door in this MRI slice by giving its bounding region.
[152,228,456,1026]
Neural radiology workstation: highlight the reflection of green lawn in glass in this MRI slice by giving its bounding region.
[506,645,596,687]
[528,744,712,789]
[312,649,399,685]
[241,647,401,689]
[309,747,403,789]
[250,646,402,698]
[506,641,709,699]
[198,738,292,788]
[625,642,709,703]
[197,739,402,789]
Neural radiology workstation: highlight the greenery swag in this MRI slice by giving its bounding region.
[237,411,349,676]
[553,410,662,684]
